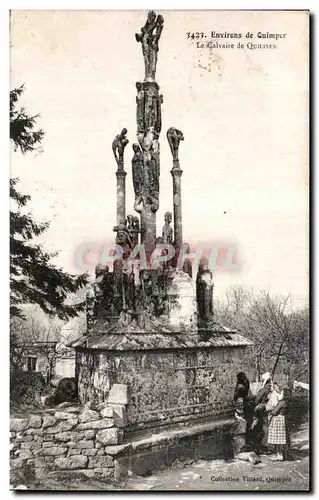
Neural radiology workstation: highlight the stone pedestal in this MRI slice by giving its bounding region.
[73,329,254,432]
[165,269,197,333]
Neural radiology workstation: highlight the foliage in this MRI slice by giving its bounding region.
[10,370,46,409]
[10,85,87,320]
[214,285,309,382]
[10,85,44,154]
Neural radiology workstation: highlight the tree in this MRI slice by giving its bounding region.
[10,85,87,320]
[215,286,309,382]
[10,305,62,378]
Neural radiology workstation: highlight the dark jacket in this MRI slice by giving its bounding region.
[255,384,271,406]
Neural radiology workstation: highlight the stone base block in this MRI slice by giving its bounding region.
[112,418,232,480]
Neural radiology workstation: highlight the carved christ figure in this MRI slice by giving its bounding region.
[167,127,184,163]
[112,128,129,168]
[135,11,164,81]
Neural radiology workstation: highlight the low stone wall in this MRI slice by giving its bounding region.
[10,384,129,482]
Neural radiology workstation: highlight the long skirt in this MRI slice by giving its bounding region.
[268,415,286,445]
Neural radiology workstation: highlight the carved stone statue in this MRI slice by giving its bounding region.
[127,214,140,246]
[167,127,184,164]
[135,11,164,81]
[144,93,156,130]
[114,222,134,259]
[112,128,129,168]
[136,82,145,134]
[196,257,214,324]
[132,143,144,198]
[127,214,140,233]
[162,211,173,245]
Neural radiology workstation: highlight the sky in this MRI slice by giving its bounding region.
[10,10,309,309]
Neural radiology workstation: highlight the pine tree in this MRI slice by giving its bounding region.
[10,85,87,320]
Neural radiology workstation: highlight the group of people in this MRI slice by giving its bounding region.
[229,371,291,464]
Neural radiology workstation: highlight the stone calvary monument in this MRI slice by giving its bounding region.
[71,11,253,478]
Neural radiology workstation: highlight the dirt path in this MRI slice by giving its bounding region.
[124,421,309,492]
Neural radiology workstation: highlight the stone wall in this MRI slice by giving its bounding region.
[76,346,254,431]
[10,388,129,482]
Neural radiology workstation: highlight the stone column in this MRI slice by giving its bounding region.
[112,128,129,227]
[134,12,164,260]
[115,169,127,226]
[167,127,184,248]
[171,166,183,248]
[140,205,157,258]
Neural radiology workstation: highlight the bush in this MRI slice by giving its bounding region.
[10,370,45,410]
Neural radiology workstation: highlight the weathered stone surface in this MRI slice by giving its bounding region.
[35,468,47,479]
[43,442,55,448]
[28,415,42,428]
[54,411,74,420]
[109,404,128,428]
[16,435,34,443]
[100,407,113,419]
[96,428,121,446]
[108,384,129,405]
[79,409,100,423]
[44,419,78,434]
[77,419,114,431]
[55,455,88,470]
[17,450,33,460]
[62,406,80,413]
[82,449,97,456]
[20,442,38,450]
[68,449,82,456]
[92,468,113,479]
[94,402,109,412]
[79,430,95,440]
[42,416,57,429]
[41,446,67,456]
[88,455,113,468]
[55,432,72,442]
[10,458,26,468]
[68,440,94,449]
[79,469,95,478]
[10,418,28,432]
[31,458,46,468]
[25,428,43,436]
